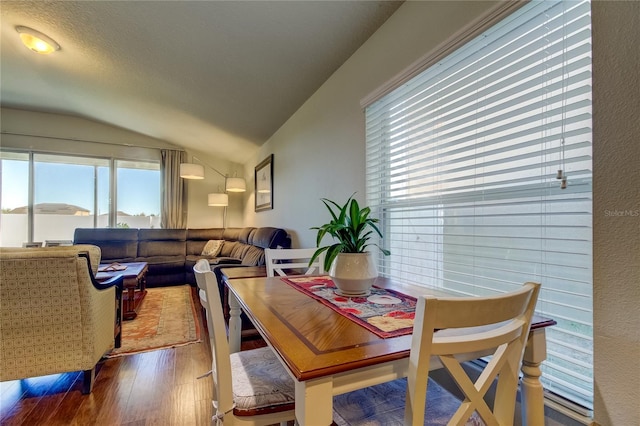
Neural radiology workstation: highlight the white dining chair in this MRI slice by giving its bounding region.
[333,281,541,426]
[193,259,296,425]
[194,259,215,336]
[264,247,325,277]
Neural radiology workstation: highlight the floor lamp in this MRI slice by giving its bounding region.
[179,156,246,227]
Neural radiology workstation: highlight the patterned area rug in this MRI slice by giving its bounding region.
[333,378,485,425]
[106,285,201,357]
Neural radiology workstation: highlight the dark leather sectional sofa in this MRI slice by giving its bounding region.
[73,227,290,287]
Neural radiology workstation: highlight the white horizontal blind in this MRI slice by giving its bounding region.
[365,0,592,410]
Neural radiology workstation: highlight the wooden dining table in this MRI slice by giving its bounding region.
[226,275,555,426]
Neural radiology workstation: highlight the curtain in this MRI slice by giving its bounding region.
[161,150,187,229]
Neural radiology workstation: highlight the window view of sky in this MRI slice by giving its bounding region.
[1,160,160,216]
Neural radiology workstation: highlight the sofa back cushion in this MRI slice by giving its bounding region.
[186,228,225,256]
[230,242,250,259]
[250,227,291,250]
[219,240,238,257]
[242,245,265,266]
[222,228,242,242]
[137,229,186,257]
[73,228,138,262]
[238,227,256,244]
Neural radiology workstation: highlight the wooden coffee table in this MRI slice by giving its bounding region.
[97,262,148,320]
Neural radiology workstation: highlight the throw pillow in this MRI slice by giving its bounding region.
[201,240,224,257]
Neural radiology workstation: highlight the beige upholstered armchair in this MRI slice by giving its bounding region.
[0,244,123,394]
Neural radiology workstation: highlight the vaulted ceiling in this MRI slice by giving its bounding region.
[0,1,402,163]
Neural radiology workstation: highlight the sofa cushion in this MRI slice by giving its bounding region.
[241,245,265,266]
[202,240,224,257]
[222,228,242,242]
[219,241,238,257]
[137,256,186,277]
[74,228,138,262]
[186,228,225,241]
[230,243,250,259]
[138,240,186,257]
[238,227,256,244]
[186,228,225,256]
[250,227,291,250]
[138,229,187,241]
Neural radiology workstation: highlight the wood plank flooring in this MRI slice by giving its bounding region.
[0,289,265,426]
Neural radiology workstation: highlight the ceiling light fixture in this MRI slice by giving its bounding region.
[16,26,60,54]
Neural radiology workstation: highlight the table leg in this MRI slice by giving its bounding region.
[521,328,547,425]
[125,283,136,317]
[228,292,242,353]
[295,376,334,426]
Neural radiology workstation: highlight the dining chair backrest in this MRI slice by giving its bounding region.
[193,259,295,425]
[264,248,326,277]
[406,282,541,426]
[194,259,233,412]
[194,259,215,345]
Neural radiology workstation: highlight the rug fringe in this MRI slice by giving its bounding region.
[105,338,203,358]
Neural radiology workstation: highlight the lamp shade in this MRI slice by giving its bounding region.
[225,177,246,192]
[208,193,228,207]
[180,163,205,179]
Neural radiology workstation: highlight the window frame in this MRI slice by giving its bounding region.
[0,149,161,244]
[364,0,593,413]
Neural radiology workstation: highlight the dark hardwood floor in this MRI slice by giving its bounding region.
[0,290,265,426]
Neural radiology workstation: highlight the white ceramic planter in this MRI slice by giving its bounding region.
[329,252,378,296]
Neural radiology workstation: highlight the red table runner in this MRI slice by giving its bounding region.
[281,275,416,338]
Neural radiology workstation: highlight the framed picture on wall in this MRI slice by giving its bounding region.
[255,154,273,212]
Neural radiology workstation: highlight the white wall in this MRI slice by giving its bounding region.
[243,1,502,248]
[241,1,639,424]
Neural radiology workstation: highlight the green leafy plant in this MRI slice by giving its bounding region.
[310,194,390,272]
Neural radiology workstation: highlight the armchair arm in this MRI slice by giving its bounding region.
[79,252,124,348]
[91,274,124,291]
[79,252,125,290]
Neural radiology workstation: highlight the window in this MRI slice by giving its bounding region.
[116,160,161,229]
[0,152,29,247]
[33,153,109,242]
[365,0,592,411]
[0,151,161,245]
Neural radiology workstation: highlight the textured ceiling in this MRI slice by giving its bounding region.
[0,1,401,163]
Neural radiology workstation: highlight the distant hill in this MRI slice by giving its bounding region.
[7,203,90,215]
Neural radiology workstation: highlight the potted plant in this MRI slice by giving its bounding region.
[310,194,390,296]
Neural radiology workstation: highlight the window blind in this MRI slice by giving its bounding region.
[365,0,593,410]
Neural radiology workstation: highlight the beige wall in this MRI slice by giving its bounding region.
[242,1,639,424]
[591,2,640,425]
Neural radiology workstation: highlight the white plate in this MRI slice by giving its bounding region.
[367,294,401,305]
